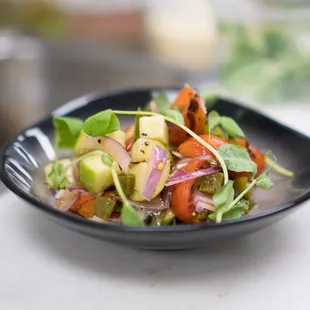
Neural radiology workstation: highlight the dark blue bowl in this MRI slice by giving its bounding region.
[1,88,310,250]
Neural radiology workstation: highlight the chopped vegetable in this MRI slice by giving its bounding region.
[199,172,224,195]
[118,174,135,197]
[94,196,116,220]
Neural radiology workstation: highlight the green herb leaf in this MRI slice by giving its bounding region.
[223,201,247,220]
[164,109,184,125]
[53,116,84,149]
[218,144,257,178]
[208,111,221,131]
[101,153,114,168]
[219,116,245,138]
[47,161,69,189]
[256,172,273,190]
[154,93,171,113]
[121,202,144,226]
[213,180,235,212]
[83,109,120,137]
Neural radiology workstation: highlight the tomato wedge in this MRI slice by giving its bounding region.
[170,160,204,224]
[177,134,228,158]
[169,85,207,146]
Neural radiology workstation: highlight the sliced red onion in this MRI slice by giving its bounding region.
[55,189,80,212]
[171,155,213,173]
[166,167,221,187]
[193,190,214,213]
[143,145,169,200]
[66,185,87,192]
[77,134,131,173]
[172,151,184,159]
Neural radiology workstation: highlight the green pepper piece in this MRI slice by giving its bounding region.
[194,211,209,221]
[150,208,175,226]
[118,173,135,197]
[199,172,224,195]
[234,177,253,199]
[94,196,116,220]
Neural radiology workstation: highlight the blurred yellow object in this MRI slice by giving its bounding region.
[144,0,218,71]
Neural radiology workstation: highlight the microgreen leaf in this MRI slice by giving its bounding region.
[163,109,184,125]
[47,161,69,189]
[256,172,273,190]
[101,154,114,168]
[208,111,221,131]
[83,109,120,137]
[213,180,235,212]
[121,202,144,226]
[219,116,245,138]
[154,93,171,113]
[218,144,257,178]
[53,116,84,149]
[102,155,144,227]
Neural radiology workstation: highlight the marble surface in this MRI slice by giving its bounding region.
[1,106,310,310]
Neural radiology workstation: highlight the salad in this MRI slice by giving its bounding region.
[43,85,293,226]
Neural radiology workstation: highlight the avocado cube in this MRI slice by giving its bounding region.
[139,115,169,145]
[79,155,119,194]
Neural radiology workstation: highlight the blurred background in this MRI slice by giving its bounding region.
[0,0,310,149]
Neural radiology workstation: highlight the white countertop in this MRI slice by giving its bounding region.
[1,105,310,310]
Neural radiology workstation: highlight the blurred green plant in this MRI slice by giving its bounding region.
[0,0,66,38]
[219,23,310,102]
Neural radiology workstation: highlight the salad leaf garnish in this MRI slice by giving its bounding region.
[218,144,257,179]
[154,93,171,113]
[219,116,245,139]
[83,109,120,137]
[209,200,245,221]
[256,172,273,190]
[47,161,69,189]
[207,111,245,139]
[145,93,184,126]
[121,203,144,227]
[101,154,144,226]
[164,109,184,125]
[53,116,84,149]
[212,180,235,223]
[213,180,235,212]
[208,111,221,132]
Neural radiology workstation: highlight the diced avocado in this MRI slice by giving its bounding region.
[131,138,172,163]
[106,130,126,147]
[74,131,95,156]
[118,174,135,197]
[94,196,116,220]
[130,160,171,201]
[139,115,169,145]
[44,159,74,187]
[79,155,120,194]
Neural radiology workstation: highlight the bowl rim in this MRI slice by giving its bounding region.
[1,87,310,233]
